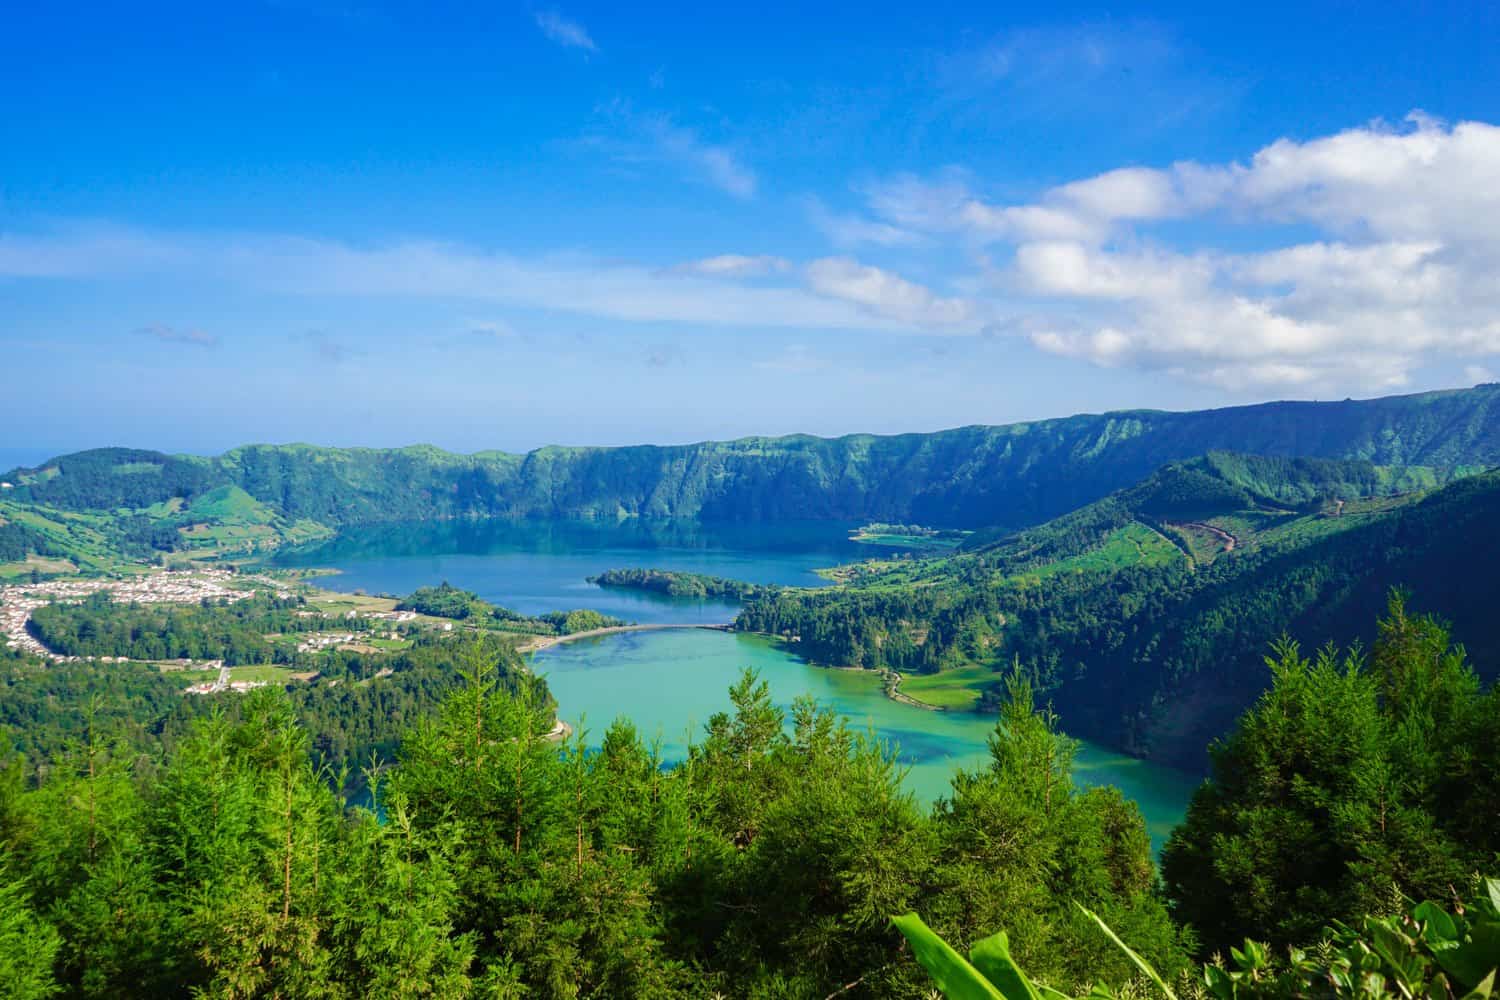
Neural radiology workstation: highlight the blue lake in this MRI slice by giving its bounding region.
[279,518,1198,847]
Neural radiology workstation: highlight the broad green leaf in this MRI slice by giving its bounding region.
[1414,901,1459,943]
[1438,922,1500,989]
[1461,969,1496,1000]
[1202,964,1235,1000]
[1488,880,1500,915]
[891,913,1007,1000]
[970,930,1044,1000]
[1076,904,1178,1000]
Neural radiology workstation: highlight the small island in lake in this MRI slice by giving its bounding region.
[587,567,779,602]
[848,522,971,551]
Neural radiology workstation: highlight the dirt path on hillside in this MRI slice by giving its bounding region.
[1180,521,1238,553]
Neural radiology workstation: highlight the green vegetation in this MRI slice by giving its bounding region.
[588,567,777,601]
[0,499,155,577]
[899,663,1001,711]
[6,386,1499,545]
[0,648,1180,998]
[396,582,625,635]
[0,482,328,579]
[0,632,542,786]
[27,592,310,664]
[0,596,1496,996]
[739,460,1500,767]
[0,518,61,563]
[1162,593,1500,952]
[895,880,1500,999]
[893,599,1500,998]
[397,581,510,620]
[4,386,1500,995]
[851,522,971,550]
[0,386,1492,590]
[537,608,626,633]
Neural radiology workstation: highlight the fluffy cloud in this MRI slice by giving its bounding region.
[806,257,976,328]
[857,114,1500,389]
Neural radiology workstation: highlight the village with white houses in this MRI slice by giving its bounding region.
[0,568,297,693]
[1,569,261,658]
[0,566,477,696]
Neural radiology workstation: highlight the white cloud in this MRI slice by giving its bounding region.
[806,257,976,329]
[12,115,1500,393]
[671,254,790,278]
[588,103,757,199]
[856,114,1500,391]
[805,198,926,248]
[1014,242,1214,301]
[861,162,1225,245]
[534,10,597,52]
[645,118,756,198]
[0,224,962,335]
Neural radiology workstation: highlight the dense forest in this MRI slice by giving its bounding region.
[1162,595,1500,954]
[0,520,59,563]
[6,385,1500,533]
[2,599,1496,997]
[28,593,317,664]
[738,464,1500,767]
[0,633,543,786]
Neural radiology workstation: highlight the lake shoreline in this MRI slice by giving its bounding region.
[737,631,951,713]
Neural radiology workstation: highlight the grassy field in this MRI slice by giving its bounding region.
[170,486,334,560]
[0,554,81,580]
[1016,522,1183,581]
[307,590,400,615]
[174,664,301,686]
[899,663,1000,710]
[230,664,299,683]
[0,502,153,575]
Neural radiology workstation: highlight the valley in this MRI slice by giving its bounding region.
[4,386,1500,999]
[6,390,1500,774]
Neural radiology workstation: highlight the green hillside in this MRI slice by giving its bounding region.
[736,455,1500,768]
[6,385,1500,535]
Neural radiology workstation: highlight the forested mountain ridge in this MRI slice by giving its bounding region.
[7,384,1500,533]
[737,459,1500,768]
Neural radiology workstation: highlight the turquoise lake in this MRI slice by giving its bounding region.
[276,518,863,624]
[281,518,1199,847]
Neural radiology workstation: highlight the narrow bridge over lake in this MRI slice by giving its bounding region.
[517,621,733,653]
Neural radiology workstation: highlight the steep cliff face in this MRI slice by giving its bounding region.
[10,385,1500,530]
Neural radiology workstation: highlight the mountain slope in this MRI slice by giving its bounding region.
[736,457,1500,769]
[5,385,1500,532]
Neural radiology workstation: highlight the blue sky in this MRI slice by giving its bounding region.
[4,1,1500,456]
